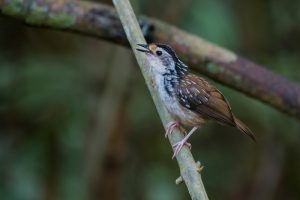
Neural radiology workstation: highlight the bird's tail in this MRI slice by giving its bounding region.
[233,115,256,142]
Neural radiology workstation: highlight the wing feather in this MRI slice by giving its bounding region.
[176,74,256,141]
[177,74,235,126]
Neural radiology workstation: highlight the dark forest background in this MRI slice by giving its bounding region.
[1,0,300,199]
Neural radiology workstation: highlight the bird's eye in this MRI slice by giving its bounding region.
[156,50,162,56]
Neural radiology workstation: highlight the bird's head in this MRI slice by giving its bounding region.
[136,43,187,76]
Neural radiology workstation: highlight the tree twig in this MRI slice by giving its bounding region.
[1,0,300,120]
[111,0,208,199]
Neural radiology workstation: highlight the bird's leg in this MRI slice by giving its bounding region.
[172,127,198,159]
[165,121,178,138]
[165,121,186,138]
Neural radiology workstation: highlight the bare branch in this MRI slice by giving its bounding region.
[111,0,208,199]
[1,0,300,120]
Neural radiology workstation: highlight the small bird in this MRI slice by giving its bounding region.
[136,43,256,158]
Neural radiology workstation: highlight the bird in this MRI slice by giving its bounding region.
[136,43,256,158]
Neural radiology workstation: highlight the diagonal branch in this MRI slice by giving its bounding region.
[1,0,300,120]
[111,0,208,199]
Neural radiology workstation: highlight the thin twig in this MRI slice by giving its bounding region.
[112,0,208,199]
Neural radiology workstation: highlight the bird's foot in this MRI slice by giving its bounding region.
[171,127,198,159]
[165,121,185,138]
[172,140,191,159]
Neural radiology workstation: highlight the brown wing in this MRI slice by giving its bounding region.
[176,74,256,141]
[177,74,235,126]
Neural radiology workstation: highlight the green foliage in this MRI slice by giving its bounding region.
[1,0,24,17]
[182,0,240,49]
[25,2,48,25]
[47,12,76,28]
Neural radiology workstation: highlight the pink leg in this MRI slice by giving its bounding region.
[165,121,185,138]
[172,127,198,159]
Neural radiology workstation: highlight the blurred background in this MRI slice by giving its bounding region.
[1,0,300,199]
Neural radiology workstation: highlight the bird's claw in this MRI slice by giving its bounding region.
[165,121,185,138]
[165,121,178,138]
[172,140,191,159]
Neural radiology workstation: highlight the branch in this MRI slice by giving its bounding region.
[112,0,208,199]
[1,0,300,120]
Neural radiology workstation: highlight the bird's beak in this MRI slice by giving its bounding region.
[136,44,151,53]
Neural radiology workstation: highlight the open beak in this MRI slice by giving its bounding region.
[136,44,151,53]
